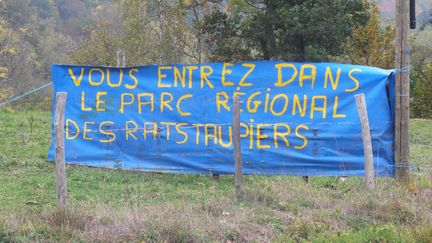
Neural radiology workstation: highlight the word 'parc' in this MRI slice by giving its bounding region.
[49,61,396,176]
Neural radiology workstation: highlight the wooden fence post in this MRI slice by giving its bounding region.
[233,95,243,198]
[117,50,125,68]
[395,0,410,182]
[355,94,375,189]
[54,92,68,210]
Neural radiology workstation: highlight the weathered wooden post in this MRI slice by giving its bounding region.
[355,94,375,189]
[395,0,410,181]
[54,92,68,210]
[233,95,243,198]
[117,50,126,68]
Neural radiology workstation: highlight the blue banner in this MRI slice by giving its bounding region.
[48,62,395,176]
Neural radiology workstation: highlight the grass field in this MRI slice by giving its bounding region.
[0,110,431,242]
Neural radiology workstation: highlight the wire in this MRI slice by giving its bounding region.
[0,82,52,108]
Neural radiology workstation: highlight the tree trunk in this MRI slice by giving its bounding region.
[296,38,306,62]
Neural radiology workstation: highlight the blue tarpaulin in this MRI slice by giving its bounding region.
[48,62,395,176]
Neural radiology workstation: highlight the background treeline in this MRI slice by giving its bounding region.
[0,0,431,118]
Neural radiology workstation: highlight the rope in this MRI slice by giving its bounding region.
[394,65,411,74]
[0,82,52,107]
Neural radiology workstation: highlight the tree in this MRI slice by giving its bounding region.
[70,3,124,66]
[72,0,197,66]
[201,7,251,62]
[36,18,75,76]
[179,0,222,63]
[201,0,368,62]
[411,26,432,118]
[341,2,395,69]
[0,2,38,92]
[1,0,73,93]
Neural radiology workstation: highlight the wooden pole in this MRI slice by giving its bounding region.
[233,95,243,198]
[54,92,68,211]
[355,94,375,189]
[395,0,410,181]
[117,50,125,68]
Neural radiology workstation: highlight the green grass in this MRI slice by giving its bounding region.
[0,109,431,242]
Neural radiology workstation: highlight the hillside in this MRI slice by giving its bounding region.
[378,0,432,26]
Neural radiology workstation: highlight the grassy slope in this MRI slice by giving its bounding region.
[0,110,431,242]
